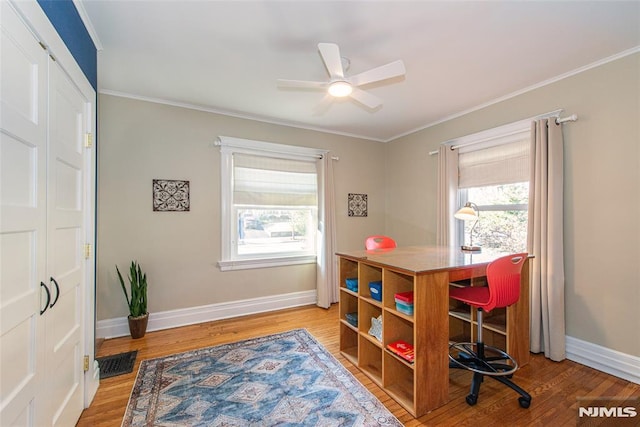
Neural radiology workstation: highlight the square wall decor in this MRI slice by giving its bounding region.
[348,193,367,217]
[153,179,190,212]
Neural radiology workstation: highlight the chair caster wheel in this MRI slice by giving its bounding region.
[466,394,478,406]
[518,397,531,408]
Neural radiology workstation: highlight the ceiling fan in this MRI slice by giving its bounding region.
[277,42,406,110]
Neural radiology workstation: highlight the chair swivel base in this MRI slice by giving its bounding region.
[449,342,518,376]
[449,342,531,408]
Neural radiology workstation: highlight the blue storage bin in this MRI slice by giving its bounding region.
[345,312,358,327]
[345,278,358,292]
[369,280,382,301]
[395,300,414,315]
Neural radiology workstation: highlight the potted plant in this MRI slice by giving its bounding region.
[116,261,149,339]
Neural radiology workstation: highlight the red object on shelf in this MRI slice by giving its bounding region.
[386,340,415,363]
[394,291,414,303]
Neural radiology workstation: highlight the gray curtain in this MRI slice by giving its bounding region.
[436,146,459,246]
[316,155,338,308]
[528,119,566,361]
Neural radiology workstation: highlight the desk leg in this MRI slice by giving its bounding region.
[414,271,450,414]
[509,258,531,366]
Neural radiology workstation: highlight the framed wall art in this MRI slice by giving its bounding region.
[153,179,190,212]
[348,193,367,217]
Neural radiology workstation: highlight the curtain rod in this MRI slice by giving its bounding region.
[556,114,578,124]
[215,136,332,160]
[428,113,578,156]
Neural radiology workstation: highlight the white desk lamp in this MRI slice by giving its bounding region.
[454,202,481,252]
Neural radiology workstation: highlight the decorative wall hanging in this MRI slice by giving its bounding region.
[153,179,190,212]
[348,193,367,217]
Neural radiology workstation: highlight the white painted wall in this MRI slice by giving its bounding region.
[97,94,387,321]
[385,53,640,358]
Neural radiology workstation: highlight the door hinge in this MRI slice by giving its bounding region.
[84,132,93,148]
[83,355,90,372]
[84,243,92,259]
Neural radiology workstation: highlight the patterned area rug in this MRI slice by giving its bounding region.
[122,329,402,426]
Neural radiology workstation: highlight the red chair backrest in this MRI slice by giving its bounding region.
[484,253,528,311]
[365,235,397,250]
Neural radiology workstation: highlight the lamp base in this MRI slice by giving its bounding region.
[461,245,482,253]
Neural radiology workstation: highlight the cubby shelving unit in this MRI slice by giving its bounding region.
[338,256,450,417]
[338,247,531,417]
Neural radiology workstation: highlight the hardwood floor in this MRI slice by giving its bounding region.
[78,305,639,426]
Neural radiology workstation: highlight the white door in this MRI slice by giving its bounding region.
[44,57,88,427]
[0,2,49,426]
[1,2,90,425]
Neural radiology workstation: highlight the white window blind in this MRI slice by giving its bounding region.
[233,154,318,206]
[458,138,530,189]
[217,136,326,271]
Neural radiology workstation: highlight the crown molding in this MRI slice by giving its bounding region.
[392,46,640,141]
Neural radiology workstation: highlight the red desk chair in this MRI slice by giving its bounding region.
[365,235,397,250]
[449,253,532,408]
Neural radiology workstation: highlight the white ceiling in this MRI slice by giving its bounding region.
[79,1,640,142]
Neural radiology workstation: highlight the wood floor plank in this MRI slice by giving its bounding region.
[77,304,639,426]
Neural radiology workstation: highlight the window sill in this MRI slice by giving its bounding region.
[217,255,317,271]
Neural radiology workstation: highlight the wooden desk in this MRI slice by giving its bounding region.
[336,246,530,417]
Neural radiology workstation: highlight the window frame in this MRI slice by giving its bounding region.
[446,118,537,252]
[216,136,327,271]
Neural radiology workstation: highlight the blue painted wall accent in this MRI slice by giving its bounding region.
[37,0,97,89]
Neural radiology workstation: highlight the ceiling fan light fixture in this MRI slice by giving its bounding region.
[278,42,405,109]
[328,80,352,97]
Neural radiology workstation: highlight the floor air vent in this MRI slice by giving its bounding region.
[97,350,138,379]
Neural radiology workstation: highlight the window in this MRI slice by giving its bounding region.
[459,183,529,255]
[454,124,531,255]
[217,136,326,271]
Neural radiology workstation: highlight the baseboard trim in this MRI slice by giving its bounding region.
[566,336,640,385]
[97,290,317,339]
[98,298,639,385]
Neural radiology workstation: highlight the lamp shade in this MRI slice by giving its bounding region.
[454,202,478,221]
[454,202,481,252]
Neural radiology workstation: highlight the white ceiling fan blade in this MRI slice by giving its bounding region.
[318,43,344,79]
[349,60,406,87]
[277,79,327,90]
[349,87,382,109]
[313,94,334,115]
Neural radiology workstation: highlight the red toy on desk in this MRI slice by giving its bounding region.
[386,340,415,363]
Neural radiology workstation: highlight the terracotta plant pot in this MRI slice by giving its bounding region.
[128,313,149,339]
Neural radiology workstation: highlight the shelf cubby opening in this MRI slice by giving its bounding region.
[358,299,382,343]
[359,336,383,386]
[339,292,358,326]
[449,315,471,344]
[340,322,358,365]
[359,263,383,299]
[383,352,415,412]
[384,311,414,347]
[448,295,471,321]
[383,269,413,307]
[339,258,359,291]
[482,307,506,334]
[481,327,507,351]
